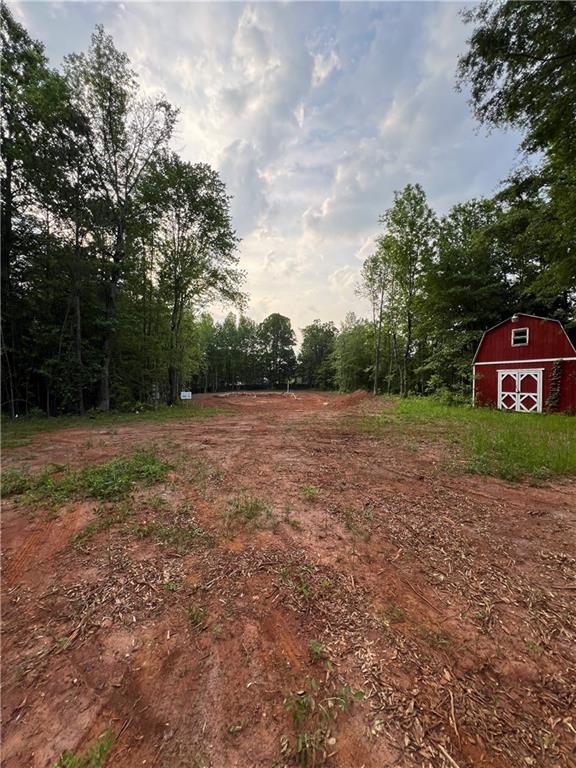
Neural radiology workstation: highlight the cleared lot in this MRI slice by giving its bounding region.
[2,393,575,768]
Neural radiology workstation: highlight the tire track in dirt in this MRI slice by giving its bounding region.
[3,503,95,587]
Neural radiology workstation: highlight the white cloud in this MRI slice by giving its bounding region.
[23,1,522,333]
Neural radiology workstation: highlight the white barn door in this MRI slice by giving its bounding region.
[497,369,543,413]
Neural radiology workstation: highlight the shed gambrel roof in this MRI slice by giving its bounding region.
[473,314,576,364]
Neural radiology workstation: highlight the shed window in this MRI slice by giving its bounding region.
[511,327,529,346]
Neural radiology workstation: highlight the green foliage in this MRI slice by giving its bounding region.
[53,730,114,768]
[258,313,297,387]
[308,640,326,663]
[458,1,576,304]
[72,504,131,547]
[0,468,32,497]
[132,517,214,548]
[187,605,207,628]
[223,495,272,530]
[331,313,373,392]
[298,320,337,389]
[283,680,364,766]
[8,449,171,506]
[302,486,320,502]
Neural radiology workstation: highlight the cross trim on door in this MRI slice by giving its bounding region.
[497,369,544,413]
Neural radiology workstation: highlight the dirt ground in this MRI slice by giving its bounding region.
[2,392,575,768]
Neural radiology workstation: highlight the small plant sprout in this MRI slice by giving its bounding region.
[187,605,207,629]
[53,730,114,768]
[308,640,326,663]
[302,485,320,502]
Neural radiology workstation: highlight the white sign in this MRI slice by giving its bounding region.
[180,391,192,400]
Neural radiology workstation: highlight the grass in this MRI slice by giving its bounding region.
[363,397,576,482]
[283,679,364,766]
[72,503,132,548]
[133,518,214,548]
[1,449,171,504]
[308,640,326,663]
[418,627,451,649]
[53,730,114,768]
[222,494,273,530]
[187,605,207,628]
[1,402,224,449]
[302,485,320,502]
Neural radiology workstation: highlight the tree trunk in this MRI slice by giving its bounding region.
[98,215,125,411]
[74,291,85,415]
[373,288,385,395]
[167,364,178,405]
[73,218,85,415]
[1,156,16,417]
[98,280,114,411]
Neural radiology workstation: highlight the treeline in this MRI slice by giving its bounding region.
[2,2,575,413]
[1,6,243,416]
[337,1,576,397]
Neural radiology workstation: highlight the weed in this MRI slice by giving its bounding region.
[78,450,171,500]
[72,503,131,548]
[380,604,406,626]
[283,503,302,530]
[223,495,273,530]
[8,450,171,508]
[285,688,317,729]
[302,485,320,502]
[525,639,544,655]
[308,640,326,663]
[146,495,169,509]
[342,508,371,540]
[212,623,225,639]
[283,679,363,767]
[133,518,214,549]
[281,565,313,601]
[0,468,32,498]
[187,605,207,628]
[163,581,181,592]
[53,730,114,768]
[419,628,451,649]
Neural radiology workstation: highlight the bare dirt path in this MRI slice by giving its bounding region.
[2,392,575,768]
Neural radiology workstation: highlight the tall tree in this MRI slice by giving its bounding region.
[331,314,373,393]
[64,26,178,409]
[149,155,243,403]
[377,184,437,395]
[421,198,512,389]
[258,313,296,388]
[458,1,576,307]
[298,320,337,390]
[357,252,390,394]
[0,3,79,415]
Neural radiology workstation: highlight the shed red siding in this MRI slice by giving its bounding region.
[474,315,575,363]
[473,315,576,414]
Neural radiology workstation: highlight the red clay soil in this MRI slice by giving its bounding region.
[2,392,575,768]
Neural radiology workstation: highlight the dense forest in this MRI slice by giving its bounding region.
[1,1,575,414]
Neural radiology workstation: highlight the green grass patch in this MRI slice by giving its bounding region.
[2,449,171,505]
[363,397,576,482]
[302,485,320,502]
[133,518,214,548]
[53,730,114,768]
[2,402,225,450]
[222,495,273,530]
[72,503,132,548]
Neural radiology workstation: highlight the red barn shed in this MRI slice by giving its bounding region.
[473,314,576,414]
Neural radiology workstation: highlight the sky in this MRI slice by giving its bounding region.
[14,1,523,338]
